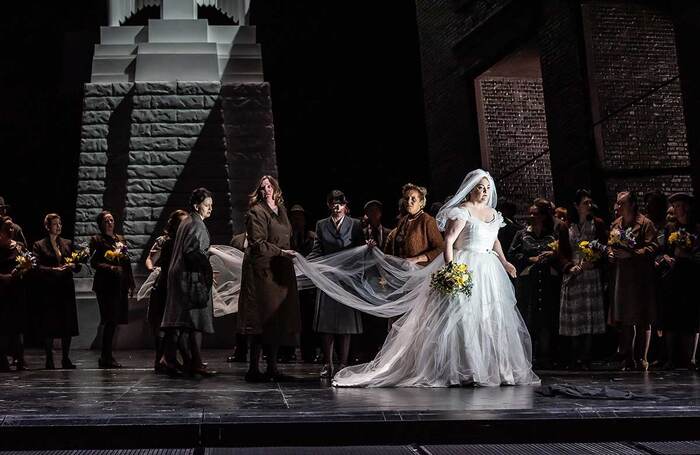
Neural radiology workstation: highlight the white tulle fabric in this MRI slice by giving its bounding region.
[332,207,539,387]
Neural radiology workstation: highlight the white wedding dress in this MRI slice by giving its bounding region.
[332,206,540,387]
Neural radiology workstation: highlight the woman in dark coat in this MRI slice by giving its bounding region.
[508,199,561,369]
[238,176,300,382]
[608,191,658,370]
[89,210,135,368]
[33,213,81,369]
[145,209,188,373]
[0,216,29,372]
[162,188,216,377]
[656,193,700,369]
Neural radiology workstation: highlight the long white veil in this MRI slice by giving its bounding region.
[137,169,496,318]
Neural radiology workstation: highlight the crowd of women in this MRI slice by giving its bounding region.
[0,179,698,379]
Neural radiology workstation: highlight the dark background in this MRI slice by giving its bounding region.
[0,1,429,243]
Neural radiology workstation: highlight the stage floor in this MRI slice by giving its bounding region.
[1,350,700,449]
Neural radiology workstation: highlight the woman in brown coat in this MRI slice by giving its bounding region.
[608,191,658,370]
[238,176,300,382]
[385,183,443,265]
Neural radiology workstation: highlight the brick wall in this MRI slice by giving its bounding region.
[75,82,277,262]
[476,77,554,212]
[583,2,689,170]
[415,0,511,198]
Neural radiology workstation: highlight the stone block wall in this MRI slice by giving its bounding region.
[75,81,277,263]
[476,76,554,212]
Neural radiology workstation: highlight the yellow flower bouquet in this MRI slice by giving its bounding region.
[64,244,91,265]
[430,262,474,297]
[578,240,601,263]
[668,228,695,250]
[104,241,130,263]
[547,240,559,252]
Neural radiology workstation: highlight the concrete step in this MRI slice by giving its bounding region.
[220,73,264,83]
[135,53,219,81]
[219,56,263,74]
[216,43,261,57]
[92,56,136,75]
[94,44,138,57]
[91,74,131,83]
[208,25,256,44]
[101,26,148,45]
[138,42,218,54]
[149,19,209,43]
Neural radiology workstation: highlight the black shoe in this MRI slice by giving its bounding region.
[15,360,29,371]
[98,357,122,369]
[319,364,334,378]
[226,353,247,363]
[190,364,216,378]
[45,357,56,370]
[61,358,76,369]
[245,370,268,383]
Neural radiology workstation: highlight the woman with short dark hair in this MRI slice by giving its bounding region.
[33,213,81,369]
[162,188,216,377]
[508,199,560,368]
[89,210,134,368]
[558,190,608,369]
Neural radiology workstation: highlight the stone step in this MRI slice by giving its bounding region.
[138,42,218,54]
[135,53,219,81]
[148,19,209,43]
[91,74,131,83]
[208,25,257,44]
[219,56,263,74]
[217,43,261,57]
[220,73,264,83]
[92,56,136,75]
[100,26,148,45]
[94,44,138,57]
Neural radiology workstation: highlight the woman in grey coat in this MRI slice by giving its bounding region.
[308,190,365,378]
[161,188,215,377]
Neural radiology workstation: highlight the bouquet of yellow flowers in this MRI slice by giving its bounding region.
[64,244,91,265]
[547,240,559,252]
[430,262,474,297]
[668,228,696,250]
[578,240,602,263]
[105,241,130,263]
[14,250,37,275]
[608,227,637,250]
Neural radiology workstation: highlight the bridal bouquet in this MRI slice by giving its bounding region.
[430,262,474,297]
[105,241,130,264]
[64,244,91,265]
[668,228,696,250]
[547,240,559,253]
[15,250,37,275]
[577,240,602,263]
[608,227,637,250]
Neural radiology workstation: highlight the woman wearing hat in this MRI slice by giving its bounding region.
[308,190,365,378]
[657,192,700,369]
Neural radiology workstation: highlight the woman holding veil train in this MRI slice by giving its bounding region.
[330,169,539,387]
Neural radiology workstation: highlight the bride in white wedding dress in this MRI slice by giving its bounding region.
[332,169,540,387]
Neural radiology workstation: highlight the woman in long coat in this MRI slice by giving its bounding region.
[33,213,80,369]
[90,210,135,368]
[656,193,700,369]
[608,191,658,370]
[0,216,28,372]
[162,188,215,377]
[508,199,561,369]
[238,175,300,382]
